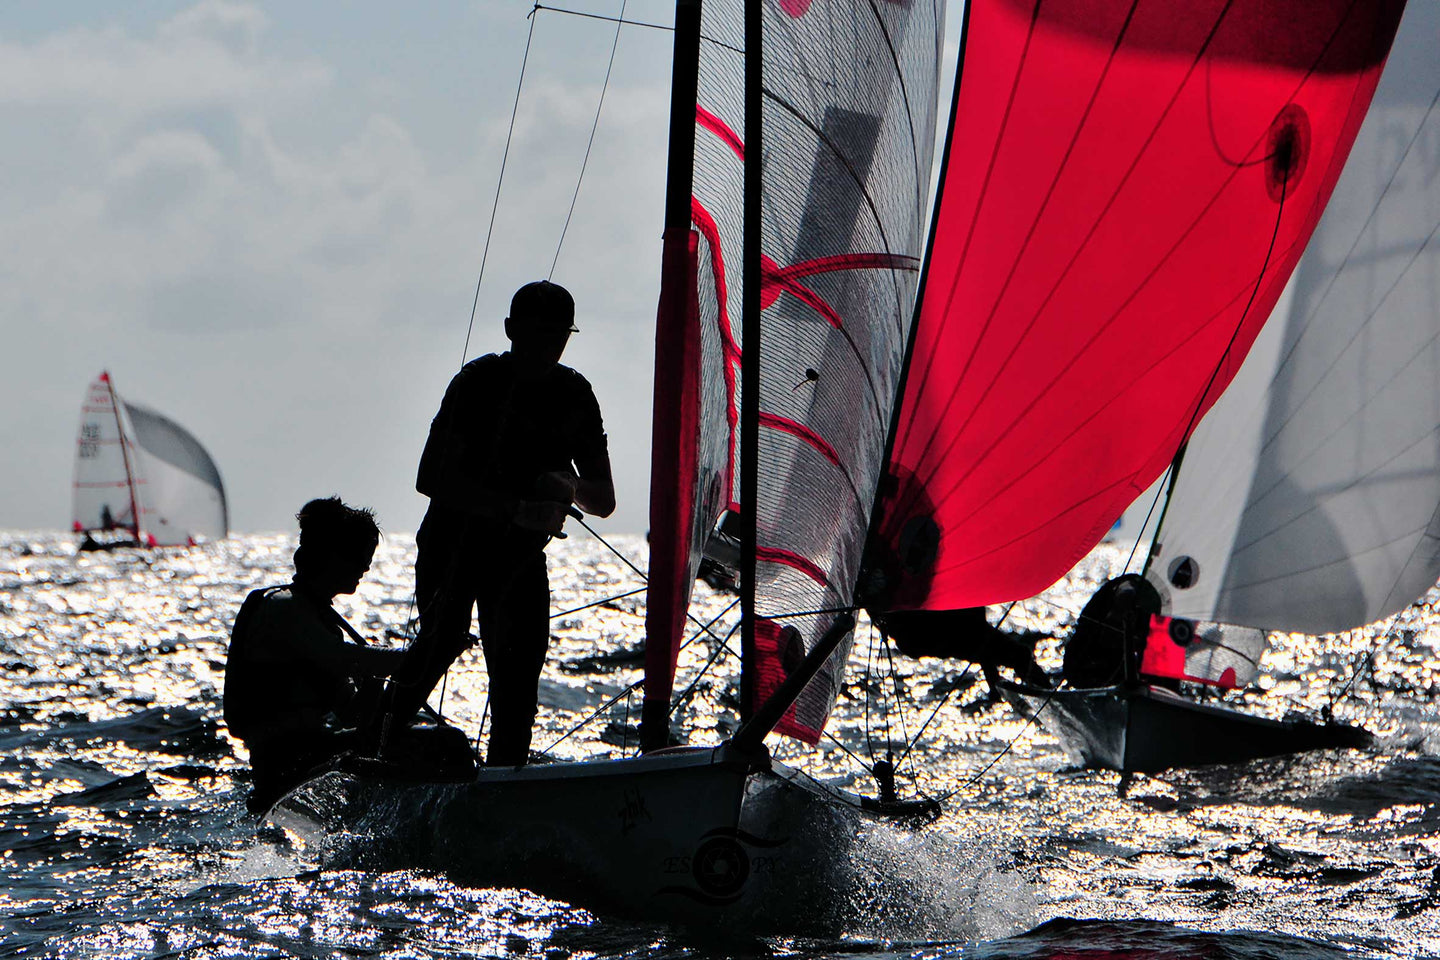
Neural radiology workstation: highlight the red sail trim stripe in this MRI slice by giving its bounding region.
[759,412,841,467]
[754,545,830,587]
[748,617,825,745]
[696,104,744,160]
[689,197,743,501]
[768,252,919,284]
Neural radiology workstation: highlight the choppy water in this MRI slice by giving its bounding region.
[3,529,1440,958]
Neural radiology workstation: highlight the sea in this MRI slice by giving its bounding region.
[3,528,1440,959]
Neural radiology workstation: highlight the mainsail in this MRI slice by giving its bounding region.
[71,372,228,547]
[644,0,943,745]
[1145,0,1440,636]
[73,373,145,540]
[870,0,1406,612]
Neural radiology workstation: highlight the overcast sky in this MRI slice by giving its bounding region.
[1,1,960,536]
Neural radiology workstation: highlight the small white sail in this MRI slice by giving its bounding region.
[71,373,227,547]
[1148,1,1440,635]
[122,401,228,545]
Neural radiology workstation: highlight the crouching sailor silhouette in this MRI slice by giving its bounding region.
[223,497,407,811]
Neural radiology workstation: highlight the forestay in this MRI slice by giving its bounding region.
[869,0,1406,613]
[1147,0,1440,636]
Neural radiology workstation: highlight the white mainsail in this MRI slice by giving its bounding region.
[72,373,145,538]
[1147,1,1440,635]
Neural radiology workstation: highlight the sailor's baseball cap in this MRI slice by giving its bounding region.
[510,280,578,333]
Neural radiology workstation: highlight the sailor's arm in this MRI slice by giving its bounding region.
[571,451,615,518]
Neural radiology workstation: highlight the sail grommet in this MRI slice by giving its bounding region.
[1265,104,1311,202]
[1168,618,1195,647]
[1168,555,1199,589]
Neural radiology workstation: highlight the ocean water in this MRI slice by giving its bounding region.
[3,529,1440,958]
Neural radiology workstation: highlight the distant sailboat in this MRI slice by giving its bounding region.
[72,372,228,549]
[1003,0,1440,772]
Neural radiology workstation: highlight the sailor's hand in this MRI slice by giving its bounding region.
[534,469,580,504]
[513,498,569,534]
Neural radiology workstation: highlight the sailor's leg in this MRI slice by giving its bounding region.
[479,551,550,766]
[379,526,478,734]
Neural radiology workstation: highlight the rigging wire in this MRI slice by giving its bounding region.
[1326,612,1409,720]
[550,586,647,621]
[894,600,1018,769]
[549,0,629,279]
[862,620,878,765]
[541,598,741,754]
[534,3,671,33]
[669,619,743,717]
[880,621,913,765]
[1138,149,1294,577]
[461,7,540,364]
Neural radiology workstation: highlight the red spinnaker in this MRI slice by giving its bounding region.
[873,0,1405,610]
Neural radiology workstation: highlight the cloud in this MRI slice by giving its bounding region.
[0,2,676,535]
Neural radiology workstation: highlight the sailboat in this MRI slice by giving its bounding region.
[266,0,1404,927]
[1002,0,1440,774]
[72,371,229,550]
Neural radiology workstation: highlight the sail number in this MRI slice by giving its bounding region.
[78,424,101,459]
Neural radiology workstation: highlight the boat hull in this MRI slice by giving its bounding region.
[269,745,863,930]
[998,681,1372,773]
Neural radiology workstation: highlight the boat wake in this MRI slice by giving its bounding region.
[839,817,1037,941]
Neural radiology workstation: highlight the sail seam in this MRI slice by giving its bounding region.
[890,0,1146,509]
[1232,218,1440,512]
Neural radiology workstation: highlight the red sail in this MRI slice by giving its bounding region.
[872,0,1404,611]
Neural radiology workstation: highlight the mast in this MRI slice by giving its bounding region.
[639,0,704,753]
[738,0,761,722]
[105,373,143,541]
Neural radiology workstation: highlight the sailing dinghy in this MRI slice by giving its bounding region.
[1003,0,1440,773]
[72,371,228,550]
[267,0,1404,926]
[272,0,944,928]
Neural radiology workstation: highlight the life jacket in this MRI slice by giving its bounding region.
[223,584,381,743]
[222,585,287,742]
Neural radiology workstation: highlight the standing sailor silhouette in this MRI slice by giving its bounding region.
[382,280,616,765]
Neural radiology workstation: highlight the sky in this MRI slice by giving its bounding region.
[0,0,961,536]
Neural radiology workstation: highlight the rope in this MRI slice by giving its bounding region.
[956,688,1056,793]
[550,585,646,620]
[571,514,647,582]
[549,0,629,279]
[1140,160,1293,578]
[1123,463,1171,573]
[1327,612,1409,719]
[669,620,743,716]
[538,597,741,755]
